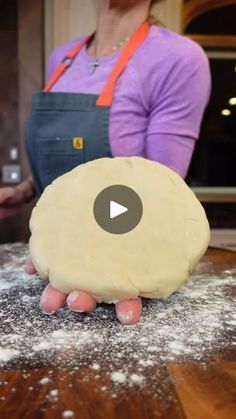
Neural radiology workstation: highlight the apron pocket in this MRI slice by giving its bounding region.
[37,136,85,187]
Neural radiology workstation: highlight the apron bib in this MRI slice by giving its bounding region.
[25,22,150,194]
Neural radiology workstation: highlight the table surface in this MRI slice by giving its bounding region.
[0,244,235,419]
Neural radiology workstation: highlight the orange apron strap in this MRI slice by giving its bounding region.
[44,22,150,99]
[44,35,94,93]
[96,21,150,107]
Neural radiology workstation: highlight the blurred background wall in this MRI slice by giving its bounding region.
[45,0,182,56]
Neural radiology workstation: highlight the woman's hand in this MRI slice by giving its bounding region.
[0,177,35,220]
[25,259,142,325]
[0,187,24,220]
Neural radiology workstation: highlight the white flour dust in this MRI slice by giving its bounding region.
[39,377,51,385]
[0,348,20,363]
[111,372,127,384]
[62,411,74,419]
[0,243,235,390]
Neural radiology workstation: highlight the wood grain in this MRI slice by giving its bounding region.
[168,362,236,419]
[0,367,185,419]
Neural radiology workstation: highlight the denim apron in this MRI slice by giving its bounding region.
[25,22,150,194]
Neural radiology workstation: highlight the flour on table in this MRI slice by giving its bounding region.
[0,243,235,395]
[0,348,19,363]
[39,377,51,385]
[62,411,74,419]
[47,389,59,402]
[111,372,127,384]
[91,363,100,371]
[49,389,59,397]
[129,374,145,385]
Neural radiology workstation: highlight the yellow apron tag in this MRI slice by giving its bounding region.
[72,137,84,150]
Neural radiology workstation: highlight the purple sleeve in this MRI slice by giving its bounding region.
[146,44,211,178]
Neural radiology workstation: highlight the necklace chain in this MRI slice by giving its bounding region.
[89,36,130,74]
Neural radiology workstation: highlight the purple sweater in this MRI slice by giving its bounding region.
[48,25,211,178]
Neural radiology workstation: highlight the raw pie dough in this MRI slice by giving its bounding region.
[29,157,210,303]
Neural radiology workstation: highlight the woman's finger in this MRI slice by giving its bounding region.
[40,284,67,314]
[115,298,142,325]
[25,258,37,275]
[67,291,97,313]
[0,188,16,205]
[0,207,18,220]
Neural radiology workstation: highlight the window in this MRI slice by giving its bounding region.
[183,0,236,227]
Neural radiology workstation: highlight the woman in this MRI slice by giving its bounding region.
[0,0,211,324]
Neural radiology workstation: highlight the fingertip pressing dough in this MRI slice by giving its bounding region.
[29,157,210,303]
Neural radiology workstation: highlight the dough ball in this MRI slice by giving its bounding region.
[29,157,210,303]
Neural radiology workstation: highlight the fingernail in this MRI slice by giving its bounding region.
[117,310,134,323]
[72,310,85,313]
[42,309,55,316]
[67,291,80,305]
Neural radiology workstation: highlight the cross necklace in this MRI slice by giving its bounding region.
[89,36,130,74]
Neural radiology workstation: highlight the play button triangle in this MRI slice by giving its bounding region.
[93,185,143,234]
[110,201,128,219]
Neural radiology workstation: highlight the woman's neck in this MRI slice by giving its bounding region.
[88,0,150,57]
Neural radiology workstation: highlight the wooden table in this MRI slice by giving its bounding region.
[0,244,235,419]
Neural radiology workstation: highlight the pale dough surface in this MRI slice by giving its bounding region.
[29,157,210,303]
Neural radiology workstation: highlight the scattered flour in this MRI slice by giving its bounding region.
[130,374,145,385]
[47,389,59,401]
[33,341,52,352]
[138,359,154,367]
[0,348,19,363]
[0,242,235,394]
[39,377,51,385]
[62,411,74,418]
[111,372,145,386]
[111,371,127,384]
[91,363,100,370]
[50,389,59,397]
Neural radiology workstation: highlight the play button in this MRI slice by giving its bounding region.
[110,201,128,219]
[93,185,143,234]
